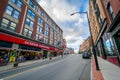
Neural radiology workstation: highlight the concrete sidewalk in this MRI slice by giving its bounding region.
[92,56,120,80]
[0,56,60,72]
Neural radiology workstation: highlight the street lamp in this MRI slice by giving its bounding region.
[71,11,100,70]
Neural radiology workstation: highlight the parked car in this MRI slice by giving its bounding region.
[82,52,91,59]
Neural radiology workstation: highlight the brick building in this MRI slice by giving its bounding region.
[0,0,64,63]
[90,0,120,66]
[89,0,100,44]
[80,36,92,53]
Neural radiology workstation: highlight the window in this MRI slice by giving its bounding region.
[28,31,32,38]
[5,5,13,15]
[44,38,48,44]
[45,24,49,29]
[30,21,34,28]
[9,22,16,31]
[1,18,9,28]
[13,10,20,19]
[36,34,39,40]
[23,28,32,38]
[36,34,42,41]
[25,18,34,28]
[39,10,44,17]
[17,0,23,8]
[0,18,16,31]
[27,9,35,19]
[10,0,15,3]
[50,28,54,33]
[29,0,36,10]
[5,5,20,19]
[26,18,30,25]
[44,30,48,36]
[37,25,42,33]
[10,0,23,8]
[107,3,115,20]
[23,28,28,36]
[38,17,43,24]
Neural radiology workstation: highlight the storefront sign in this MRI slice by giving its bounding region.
[0,33,56,51]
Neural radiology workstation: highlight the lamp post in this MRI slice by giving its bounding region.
[71,11,100,70]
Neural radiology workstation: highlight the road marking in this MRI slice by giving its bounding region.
[3,58,66,80]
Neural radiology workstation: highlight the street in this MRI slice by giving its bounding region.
[0,54,91,80]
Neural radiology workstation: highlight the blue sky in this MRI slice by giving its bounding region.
[38,0,90,53]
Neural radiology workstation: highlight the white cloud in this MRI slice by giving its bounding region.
[38,0,89,53]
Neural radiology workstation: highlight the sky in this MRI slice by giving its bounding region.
[37,0,90,53]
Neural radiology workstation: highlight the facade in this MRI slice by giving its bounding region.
[89,0,100,44]
[63,47,74,54]
[90,0,120,66]
[0,0,64,63]
[80,36,92,53]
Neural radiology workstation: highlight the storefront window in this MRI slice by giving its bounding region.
[103,35,115,56]
[102,33,116,56]
[0,50,9,63]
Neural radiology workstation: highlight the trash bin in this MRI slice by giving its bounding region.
[13,62,18,67]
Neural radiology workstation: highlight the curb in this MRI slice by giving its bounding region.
[91,57,92,80]
[0,56,62,73]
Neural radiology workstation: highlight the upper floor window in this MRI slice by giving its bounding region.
[29,0,36,10]
[50,28,54,33]
[13,10,20,19]
[25,18,34,28]
[10,0,23,8]
[23,28,32,38]
[0,18,16,31]
[44,30,48,36]
[27,9,35,19]
[45,24,49,29]
[5,5,13,15]
[37,25,42,33]
[36,34,42,41]
[44,38,48,44]
[5,5,20,19]
[39,10,44,17]
[107,3,115,21]
[38,17,43,24]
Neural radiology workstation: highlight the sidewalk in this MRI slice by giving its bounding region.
[0,56,60,72]
[92,56,120,80]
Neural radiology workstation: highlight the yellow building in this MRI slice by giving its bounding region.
[80,36,92,52]
[89,0,100,44]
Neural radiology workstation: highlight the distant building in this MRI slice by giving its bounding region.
[79,36,92,53]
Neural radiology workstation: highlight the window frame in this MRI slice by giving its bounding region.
[27,9,35,19]
[10,0,23,8]
[0,18,17,31]
[107,3,115,21]
[29,0,36,10]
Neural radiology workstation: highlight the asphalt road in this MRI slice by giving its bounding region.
[0,54,91,80]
